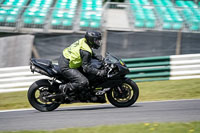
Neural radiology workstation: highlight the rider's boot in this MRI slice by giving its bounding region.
[59,83,74,101]
[59,83,72,94]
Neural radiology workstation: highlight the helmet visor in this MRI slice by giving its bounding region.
[94,39,102,49]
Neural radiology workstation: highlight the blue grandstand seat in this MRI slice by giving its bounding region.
[79,0,102,29]
[129,0,187,30]
[153,0,183,30]
[176,0,200,31]
[51,0,77,29]
[129,0,157,29]
[22,0,53,28]
[0,0,28,26]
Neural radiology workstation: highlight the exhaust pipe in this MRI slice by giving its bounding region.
[30,64,50,76]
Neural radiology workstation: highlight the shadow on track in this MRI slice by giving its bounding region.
[55,104,141,112]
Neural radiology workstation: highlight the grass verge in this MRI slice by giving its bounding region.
[137,78,200,101]
[0,78,200,110]
[0,121,200,133]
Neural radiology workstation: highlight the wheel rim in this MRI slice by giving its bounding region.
[111,83,134,103]
[33,86,56,106]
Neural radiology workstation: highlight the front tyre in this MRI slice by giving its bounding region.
[28,79,60,112]
[107,78,139,107]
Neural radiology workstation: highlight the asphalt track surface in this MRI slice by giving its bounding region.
[0,99,200,131]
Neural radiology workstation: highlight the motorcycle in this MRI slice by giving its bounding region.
[28,53,139,112]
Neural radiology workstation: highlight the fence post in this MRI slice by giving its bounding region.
[176,31,182,55]
[101,30,107,57]
[32,45,40,58]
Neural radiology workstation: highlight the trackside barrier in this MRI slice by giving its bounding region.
[123,53,200,82]
[0,53,200,93]
[0,66,48,93]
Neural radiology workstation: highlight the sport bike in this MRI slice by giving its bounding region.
[28,53,139,112]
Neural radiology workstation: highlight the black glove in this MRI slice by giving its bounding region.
[95,55,103,61]
[97,70,107,77]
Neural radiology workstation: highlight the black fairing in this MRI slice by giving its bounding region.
[116,63,130,76]
[30,58,62,77]
[86,55,130,88]
[32,59,52,67]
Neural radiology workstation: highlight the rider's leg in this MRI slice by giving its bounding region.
[58,55,89,94]
[59,68,89,93]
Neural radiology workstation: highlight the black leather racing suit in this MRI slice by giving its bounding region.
[58,49,102,90]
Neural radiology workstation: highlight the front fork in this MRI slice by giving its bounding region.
[117,86,123,93]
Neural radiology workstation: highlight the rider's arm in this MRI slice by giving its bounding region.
[92,52,103,61]
[80,50,99,75]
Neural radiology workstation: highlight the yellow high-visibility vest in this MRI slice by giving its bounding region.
[63,38,92,68]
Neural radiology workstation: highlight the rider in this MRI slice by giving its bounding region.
[58,31,107,101]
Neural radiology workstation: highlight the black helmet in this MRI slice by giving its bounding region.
[85,31,102,49]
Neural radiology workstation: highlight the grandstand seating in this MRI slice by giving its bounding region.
[0,0,28,26]
[51,0,77,29]
[22,0,53,28]
[176,0,200,31]
[79,0,102,29]
[0,0,199,32]
[129,0,200,31]
[153,0,184,30]
[130,0,157,28]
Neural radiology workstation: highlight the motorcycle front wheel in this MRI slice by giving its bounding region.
[107,78,139,107]
[27,79,60,112]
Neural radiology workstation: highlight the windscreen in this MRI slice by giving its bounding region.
[104,53,120,64]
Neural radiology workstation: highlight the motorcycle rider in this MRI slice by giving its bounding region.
[58,31,107,102]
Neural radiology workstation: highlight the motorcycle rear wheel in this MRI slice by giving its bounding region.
[107,78,139,107]
[27,79,60,112]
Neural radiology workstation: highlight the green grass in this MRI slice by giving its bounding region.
[137,78,200,101]
[0,91,30,110]
[0,121,200,133]
[0,78,200,110]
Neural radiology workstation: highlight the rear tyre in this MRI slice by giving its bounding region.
[27,79,60,112]
[107,78,139,107]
